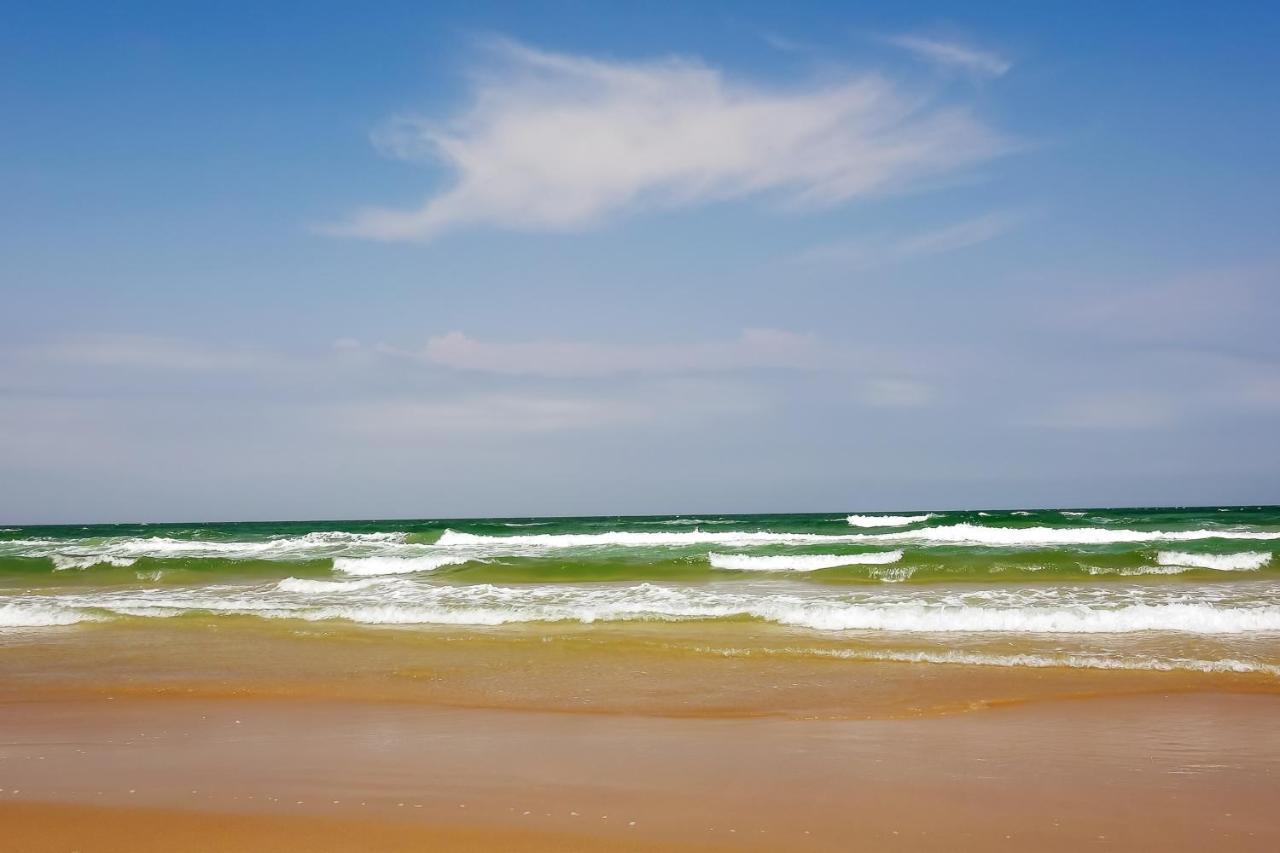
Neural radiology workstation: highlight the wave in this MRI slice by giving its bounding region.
[874,524,1280,546]
[434,529,862,548]
[276,577,385,593]
[1156,551,1271,571]
[700,646,1280,676]
[708,551,903,572]
[641,518,740,526]
[0,603,93,627]
[332,556,471,576]
[51,555,137,570]
[1,531,415,562]
[13,581,1280,634]
[434,524,1280,550]
[1061,511,1087,517]
[846,514,933,527]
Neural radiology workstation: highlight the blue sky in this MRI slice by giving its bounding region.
[2,1,1278,523]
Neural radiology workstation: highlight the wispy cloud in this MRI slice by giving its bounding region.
[392,328,827,377]
[884,34,1011,78]
[1026,391,1179,431]
[329,37,1012,241]
[336,380,765,437]
[25,334,267,372]
[797,210,1024,268]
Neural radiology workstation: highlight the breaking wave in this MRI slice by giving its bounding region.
[0,603,94,627]
[51,555,137,570]
[1156,551,1271,571]
[332,555,471,576]
[708,551,903,571]
[700,646,1280,675]
[7,582,1279,635]
[433,524,1280,550]
[846,514,933,527]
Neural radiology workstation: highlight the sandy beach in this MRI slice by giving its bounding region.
[3,621,1278,851]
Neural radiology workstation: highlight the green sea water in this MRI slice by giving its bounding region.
[2,506,1279,675]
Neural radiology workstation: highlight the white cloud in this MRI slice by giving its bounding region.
[331,38,1011,241]
[797,210,1023,268]
[885,34,1011,78]
[393,328,828,377]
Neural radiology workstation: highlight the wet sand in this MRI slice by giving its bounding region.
[2,622,1279,850]
[2,694,1278,851]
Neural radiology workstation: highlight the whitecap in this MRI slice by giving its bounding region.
[332,555,471,576]
[277,577,386,593]
[846,514,933,527]
[51,555,137,570]
[708,551,903,571]
[0,603,91,627]
[1155,551,1271,571]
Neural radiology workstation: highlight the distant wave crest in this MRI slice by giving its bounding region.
[846,514,933,527]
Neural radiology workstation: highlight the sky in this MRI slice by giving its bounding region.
[2,1,1279,523]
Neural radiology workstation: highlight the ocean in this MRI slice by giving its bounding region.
[3,506,1279,676]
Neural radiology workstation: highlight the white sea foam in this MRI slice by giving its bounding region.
[700,647,1280,676]
[1085,565,1200,577]
[875,524,1280,546]
[277,577,386,593]
[51,555,137,570]
[332,555,471,575]
[0,603,92,627]
[1156,551,1271,571]
[846,514,933,527]
[19,581,1280,635]
[642,518,739,526]
[867,566,916,583]
[435,529,860,548]
[1,531,417,562]
[1061,511,1087,517]
[433,524,1280,550]
[708,551,903,571]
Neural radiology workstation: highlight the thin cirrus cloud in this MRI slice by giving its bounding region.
[329,37,1013,241]
[883,34,1012,78]
[337,380,766,438]
[796,209,1024,268]
[23,334,268,372]
[396,328,828,377]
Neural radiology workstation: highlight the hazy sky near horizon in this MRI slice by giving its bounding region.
[3,1,1279,523]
